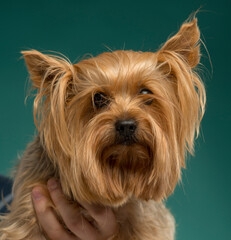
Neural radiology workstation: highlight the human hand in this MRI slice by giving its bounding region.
[32,179,118,240]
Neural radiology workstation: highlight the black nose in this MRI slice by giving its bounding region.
[115,119,137,144]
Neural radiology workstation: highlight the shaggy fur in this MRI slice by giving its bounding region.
[0,17,205,240]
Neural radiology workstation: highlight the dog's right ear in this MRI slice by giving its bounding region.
[21,50,78,158]
[21,50,75,89]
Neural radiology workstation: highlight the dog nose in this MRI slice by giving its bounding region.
[115,119,137,138]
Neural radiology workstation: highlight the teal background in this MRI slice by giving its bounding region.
[0,0,230,239]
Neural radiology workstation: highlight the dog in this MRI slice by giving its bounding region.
[0,17,206,239]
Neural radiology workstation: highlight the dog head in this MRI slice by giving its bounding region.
[22,18,206,206]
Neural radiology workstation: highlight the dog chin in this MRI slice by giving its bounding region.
[96,142,154,204]
[101,143,152,169]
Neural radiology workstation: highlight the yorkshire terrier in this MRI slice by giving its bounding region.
[0,17,206,239]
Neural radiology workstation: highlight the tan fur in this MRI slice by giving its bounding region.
[0,17,206,239]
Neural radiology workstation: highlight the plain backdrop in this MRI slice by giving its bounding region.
[0,0,230,239]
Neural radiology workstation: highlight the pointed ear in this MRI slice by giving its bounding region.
[21,50,74,89]
[159,18,200,68]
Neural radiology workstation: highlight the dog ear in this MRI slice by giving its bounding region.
[21,50,74,89]
[159,18,200,68]
[21,50,78,159]
[156,18,206,168]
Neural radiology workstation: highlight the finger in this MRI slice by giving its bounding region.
[32,186,78,240]
[81,202,118,238]
[47,179,101,240]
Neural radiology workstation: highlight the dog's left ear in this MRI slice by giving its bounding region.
[155,18,206,169]
[159,18,200,68]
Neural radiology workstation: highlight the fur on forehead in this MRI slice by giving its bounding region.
[75,51,161,92]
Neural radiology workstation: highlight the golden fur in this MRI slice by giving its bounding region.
[0,17,205,239]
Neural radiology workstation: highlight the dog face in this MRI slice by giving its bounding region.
[22,18,205,206]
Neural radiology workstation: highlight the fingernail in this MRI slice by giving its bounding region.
[32,188,43,201]
[47,178,58,191]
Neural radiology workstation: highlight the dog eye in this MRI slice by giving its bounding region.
[139,89,153,105]
[93,92,110,109]
[139,89,153,95]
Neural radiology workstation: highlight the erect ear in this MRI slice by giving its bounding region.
[21,50,75,89]
[159,18,200,68]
